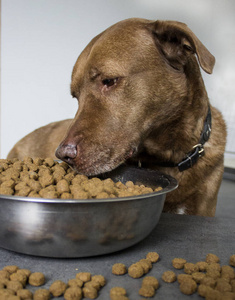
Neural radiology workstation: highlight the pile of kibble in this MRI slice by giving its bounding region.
[0,157,162,199]
[0,266,105,300]
[110,252,235,299]
[0,253,234,299]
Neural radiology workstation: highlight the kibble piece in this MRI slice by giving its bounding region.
[206,253,220,264]
[3,265,19,274]
[184,263,199,274]
[33,288,50,300]
[230,255,235,267]
[146,252,159,263]
[82,286,98,299]
[110,296,129,300]
[49,280,67,297]
[162,271,176,283]
[196,261,208,271]
[44,157,55,167]
[221,265,235,280]
[177,274,193,284]
[0,278,9,287]
[215,278,232,293]
[0,289,15,297]
[28,272,45,286]
[0,270,10,280]
[76,272,91,283]
[10,272,27,286]
[139,285,155,297]
[17,289,33,299]
[142,276,159,290]
[197,284,213,298]
[206,269,221,280]
[206,263,221,273]
[204,289,223,300]
[6,280,23,292]
[4,295,21,300]
[172,258,187,269]
[64,286,82,300]
[139,259,152,274]
[231,279,235,292]
[67,278,83,288]
[91,275,106,287]
[200,276,216,288]
[179,279,197,295]
[0,186,14,195]
[17,269,31,278]
[110,287,127,297]
[128,263,144,278]
[112,263,127,275]
[84,281,100,291]
[192,272,206,283]
[56,179,70,194]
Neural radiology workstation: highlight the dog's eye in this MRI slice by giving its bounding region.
[102,78,118,87]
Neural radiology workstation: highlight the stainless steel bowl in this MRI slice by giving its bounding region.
[0,165,177,258]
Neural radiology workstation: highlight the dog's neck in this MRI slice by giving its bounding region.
[130,64,211,172]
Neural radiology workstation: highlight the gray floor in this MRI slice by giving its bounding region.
[0,177,234,299]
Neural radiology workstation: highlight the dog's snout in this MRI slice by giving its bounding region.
[55,143,77,163]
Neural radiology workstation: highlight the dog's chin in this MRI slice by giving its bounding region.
[71,147,136,177]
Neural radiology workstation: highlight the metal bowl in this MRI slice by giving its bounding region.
[0,165,177,258]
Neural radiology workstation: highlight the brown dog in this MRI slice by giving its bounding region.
[8,18,226,216]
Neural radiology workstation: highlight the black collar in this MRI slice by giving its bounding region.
[139,105,212,172]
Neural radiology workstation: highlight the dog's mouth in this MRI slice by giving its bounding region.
[67,145,137,177]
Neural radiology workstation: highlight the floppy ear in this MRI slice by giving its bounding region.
[152,20,215,74]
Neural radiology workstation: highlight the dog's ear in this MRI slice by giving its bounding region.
[152,20,215,74]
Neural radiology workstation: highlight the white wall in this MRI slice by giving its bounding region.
[1,0,235,166]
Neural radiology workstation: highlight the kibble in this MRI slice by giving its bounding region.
[64,287,83,300]
[162,271,177,283]
[49,280,67,297]
[172,258,187,269]
[0,158,162,199]
[146,252,160,263]
[0,252,235,299]
[28,272,45,286]
[112,263,127,275]
[33,289,50,300]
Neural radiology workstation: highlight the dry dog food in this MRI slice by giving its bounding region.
[138,284,155,297]
[49,280,67,297]
[76,272,91,283]
[64,287,83,300]
[146,252,160,263]
[1,252,235,299]
[0,157,162,199]
[16,288,33,299]
[112,263,127,275]
[179,278,197,295]
[172,258,187,269]
[142,276,159,290]
[34,288,50,300]
[162,271,177,283]
[83,286,98,299]
[110,286,127,298]
[28,272,45,286]
[230,255,235,267]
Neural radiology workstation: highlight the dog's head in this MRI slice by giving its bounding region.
[55,18,215,176]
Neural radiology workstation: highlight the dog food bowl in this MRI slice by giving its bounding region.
[0,165,177,258]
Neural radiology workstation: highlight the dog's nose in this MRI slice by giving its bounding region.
[55,143,77,163]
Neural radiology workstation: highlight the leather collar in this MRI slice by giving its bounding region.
[139,105,212,172]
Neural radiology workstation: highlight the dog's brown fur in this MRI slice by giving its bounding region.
[8,19,226,216]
